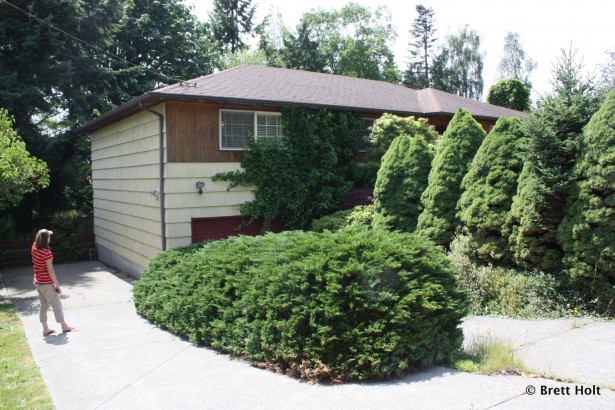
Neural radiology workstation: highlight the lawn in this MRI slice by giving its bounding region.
[0,303,54,409]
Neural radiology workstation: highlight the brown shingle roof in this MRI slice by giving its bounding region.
[79,65,524,133]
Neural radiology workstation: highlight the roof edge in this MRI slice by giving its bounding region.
[75,93,161,134]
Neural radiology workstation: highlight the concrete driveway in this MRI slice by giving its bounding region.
[1,261,614,410]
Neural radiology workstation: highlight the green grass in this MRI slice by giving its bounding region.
[0,303,54,409]
[455,335,528,376]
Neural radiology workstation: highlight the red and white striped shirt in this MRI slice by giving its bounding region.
[32,244,54,284]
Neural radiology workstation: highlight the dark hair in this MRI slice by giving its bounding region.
[34,229,52,249]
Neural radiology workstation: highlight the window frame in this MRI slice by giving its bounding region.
[356,118,375,153]
[219,109,284,151]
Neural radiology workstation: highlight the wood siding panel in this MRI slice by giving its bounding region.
[166,101,280,163]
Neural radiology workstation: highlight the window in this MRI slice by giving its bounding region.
[356,119,375,152]
[220,110,284,150]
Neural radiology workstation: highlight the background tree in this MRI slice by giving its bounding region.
[279,21,327,72]
[487,78,531,111]
[557,90,615,313]
[403,4,437,89]
[294,3,400,82]
[599,49,615,90]
[209,0,257,53]
[431,26,484,100]
[0,0,123,232]
[504,48,600,272]
[0,0,218,234]
[372,135,433,232]
[457,117,526,264]
[0,109,49,211]
[496,32,536,87]
[417,109,485,247]
[110,0,218,99]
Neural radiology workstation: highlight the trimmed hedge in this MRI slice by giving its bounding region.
[134,229,467,382]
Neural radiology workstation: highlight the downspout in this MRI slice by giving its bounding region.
[139,102,166,251]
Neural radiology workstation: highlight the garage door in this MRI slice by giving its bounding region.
[191,216,283,243]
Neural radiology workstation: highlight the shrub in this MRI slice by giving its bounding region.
[448,235,572,318]
[417,108,486,247]
[365,114,439,185]
[134,229,468,382]
[372,135,433,232]
[213,107,362,230]
[309,205,374,232]
[557,89,615,314]
[457,117,526,264]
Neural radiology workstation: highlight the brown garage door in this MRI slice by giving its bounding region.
[191,216,283,243]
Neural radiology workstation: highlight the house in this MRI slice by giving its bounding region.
[79,65,524,277]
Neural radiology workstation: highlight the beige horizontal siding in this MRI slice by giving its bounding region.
[166,206,242,223]
[92,149,160,171]
[93,164,161,180]
[92,134,159,161]
[95,230,155,269]
[93,199,160,221]
[91,103,166,271]
[165,162,254,247]
[165,191,254,209]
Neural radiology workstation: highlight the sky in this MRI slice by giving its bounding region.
[191,0,615,100]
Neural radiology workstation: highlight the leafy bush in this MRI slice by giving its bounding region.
[417,108,486,247]
[213,107,362,230]
[134,229,468,382]
[309,205,374,232]
[448,235,572,318]
[365,114,439,185]
[372,135,433,232]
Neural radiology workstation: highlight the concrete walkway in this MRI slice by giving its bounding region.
[1,261,614,410]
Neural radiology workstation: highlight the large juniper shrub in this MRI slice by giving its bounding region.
[133,229,468,382]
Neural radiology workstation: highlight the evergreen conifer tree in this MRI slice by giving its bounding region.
[504,49,600,272]
[372,135,433,232]
[457,117,526,264]
[417,109,485,247]
[557,89,615,312]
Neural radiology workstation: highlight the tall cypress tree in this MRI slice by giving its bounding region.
[372,135,433,232]
[557,89,615,312]
[457,117,526,264]
[416,109,485,247]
